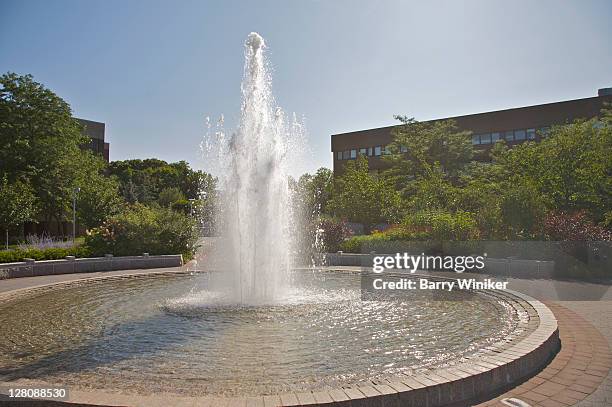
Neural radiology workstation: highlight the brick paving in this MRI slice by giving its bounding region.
[476,302,612,407]
[561,301,612,407]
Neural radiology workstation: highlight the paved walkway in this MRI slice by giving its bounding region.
[475,302,611,407]
[560,301,612,407]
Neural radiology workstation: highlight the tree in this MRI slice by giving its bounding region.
[0,73,89,233]
[292,167,334,221]
[499,182,546,239]
[329,156,401,233]
[498,115,611,223]
[403,164,459,212]
[384,117,473,189]
[76,170,125,229]
[108,159,213,205]
[158,187,186,208]
[0,176,36,248]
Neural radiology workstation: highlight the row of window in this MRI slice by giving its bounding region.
[336,127,552,160]
[472,127,549,145]
[337,145,384,160]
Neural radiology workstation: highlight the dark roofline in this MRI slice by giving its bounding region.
[76,117,105,126]
[331,95,606,138]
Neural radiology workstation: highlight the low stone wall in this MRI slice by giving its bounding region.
[0,254,183,280]
[324,252,555,278]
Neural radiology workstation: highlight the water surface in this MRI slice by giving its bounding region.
[0,272,520,396]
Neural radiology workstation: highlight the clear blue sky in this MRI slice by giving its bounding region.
[1,0,611,175]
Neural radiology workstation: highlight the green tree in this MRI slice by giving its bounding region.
[108,159,209,204]
[384,117,473,189]
[0,176,37,248]
[498,115,611,223]
[329,156,401,233]
[404,165,459,212]
[0,73,90,233]
[76,168,125,230]
[158,187,187,208]
[454,148,509,239]
[293,167,334,220]
[499,182,547,239]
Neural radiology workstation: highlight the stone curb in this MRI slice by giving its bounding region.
[0,254,184,280]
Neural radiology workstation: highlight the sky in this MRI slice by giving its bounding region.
[1,0,611,176]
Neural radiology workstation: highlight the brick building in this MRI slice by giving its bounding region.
[331,88,612,173]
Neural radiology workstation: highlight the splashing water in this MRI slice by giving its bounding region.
[199,32,306,305]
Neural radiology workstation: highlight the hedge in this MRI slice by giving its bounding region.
[0,245,92,264]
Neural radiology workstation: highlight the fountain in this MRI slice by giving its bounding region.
[198,32,300,305]
[0,33,558,406]
[217,32,291,304]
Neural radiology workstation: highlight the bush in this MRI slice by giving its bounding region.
[319,218,352,252]
[339,235,370,253]
[85,204,199,258]
[544,211,612,241]
[0,245,91,263]
[339,227,429,253]
[404,210,480,241]
[18,234,76,250]
[338,211,480,254]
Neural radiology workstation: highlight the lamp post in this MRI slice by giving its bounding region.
[72,187,80,243]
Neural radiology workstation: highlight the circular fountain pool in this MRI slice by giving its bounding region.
[0,271,525,397]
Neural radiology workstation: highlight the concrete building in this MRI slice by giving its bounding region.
[331,88,612,173]
[77,118,109,162]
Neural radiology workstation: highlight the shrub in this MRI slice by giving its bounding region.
[403,210,479,241]
[339,226,429,253]
[0,245,91,263]
[338,211,480,253]
[319,218,352,252]
[18,234,76,250]
[543,211,612,241]
[85,204,199,258]
[339,235,371,253]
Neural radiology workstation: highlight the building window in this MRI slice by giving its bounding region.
[491,132,500,142]
[539,127,550,137]
[526,128,536,140]
[480,133,492,144]
[337,151,342,160]
[472,135,480,145]
[374,146,382,156]
[342,150,350,160]
[367,147,373,156]
[359,148,367,155]
[350,149,357,159]
[505,130,514,141]
[514,129,526,141]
